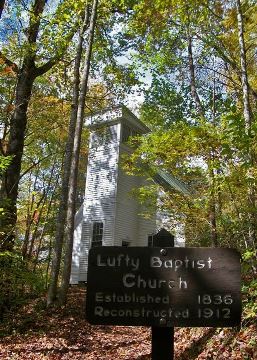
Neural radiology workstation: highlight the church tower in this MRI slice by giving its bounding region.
[70,105,156,283]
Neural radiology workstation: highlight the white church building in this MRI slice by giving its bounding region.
[70,105,189,284]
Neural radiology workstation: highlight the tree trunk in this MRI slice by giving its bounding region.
[186,28,219,246]
[236,0,256,249]
[236,0,251,132]
[28,158,57,262]
[59,0,98,305]
[0,0,48,251]
[47,6,90,306]
[22,172,35,258]
[0,67,36,251]
[209,65,218,247]
[33,180,57,272]
[209,170,218,247]
[0,0,78,253]
[187,32,205,118]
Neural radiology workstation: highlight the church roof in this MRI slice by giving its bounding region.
[152,168,191,195]
[85,105,150,134]
[86,105,191,196]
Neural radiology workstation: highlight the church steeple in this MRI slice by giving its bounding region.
[70,105,156,284]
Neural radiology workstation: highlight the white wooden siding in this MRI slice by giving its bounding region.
[70,204,83,284]
[137,217,156,246]
[114,165,139,245]
[114,152,156,247]
[71,106,161,284]
[78,221,91,282]
[75,123,120,281]
[70,221,82,284]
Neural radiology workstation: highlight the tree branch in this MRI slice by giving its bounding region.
[198,64,241,87]
[34,28,78,77]
[34,58,58,77]
[19,154,52,182]
[27,0,47,45]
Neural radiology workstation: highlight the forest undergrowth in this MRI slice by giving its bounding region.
[0,287,256,360]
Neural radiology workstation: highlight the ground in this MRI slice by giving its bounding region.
[0,287,256,359]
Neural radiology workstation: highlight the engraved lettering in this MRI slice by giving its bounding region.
[150,256,214,270]
[97,254,139,270]
[179,278,188,289]
[123,273,135,287]
[95,306,103,316]
[151,256,162,267]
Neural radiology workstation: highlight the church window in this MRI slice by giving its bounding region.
[148,234,154,247]
[91,222,103,247]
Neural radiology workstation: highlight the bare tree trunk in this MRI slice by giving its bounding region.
[22,172,36,258]
[33,190,55,271]
[33,166,59,272]
[186,26,219,246]
[47,6,90,306]
[45,238,52,290]
[28,159,57,260]
[188,31,219,246]
[187,32,205,118]
[236,0,256,249]
[210,63,218,247]
[209,167,218,247]
[59,0,98,305]
[236,0,252,132]
[27,193,46,259]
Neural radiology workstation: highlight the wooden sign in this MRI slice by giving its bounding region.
[86,247,241,327]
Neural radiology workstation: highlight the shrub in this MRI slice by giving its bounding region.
[0,251,45,320]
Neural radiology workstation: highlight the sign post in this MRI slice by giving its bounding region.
[150,229,174,360]
[85,238,241,359]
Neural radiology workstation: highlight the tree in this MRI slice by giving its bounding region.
[47,0,142,306]
[59,0,99,305]
[47,4,91,306]
[0,0,82,251]
[122,0,257,249]
[236,0,256,249]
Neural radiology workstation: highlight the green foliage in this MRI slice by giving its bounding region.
[0,155,13,175]
[140,76,187,129]
[131,184,158,218]
[0,251,45,316]
[1,1,83,67]
[0,156,14,239]
[242,249,257,273]
[118,0,257,249]
[242,250,257,324]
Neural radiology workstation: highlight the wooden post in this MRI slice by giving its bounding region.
[150,229,175,360]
